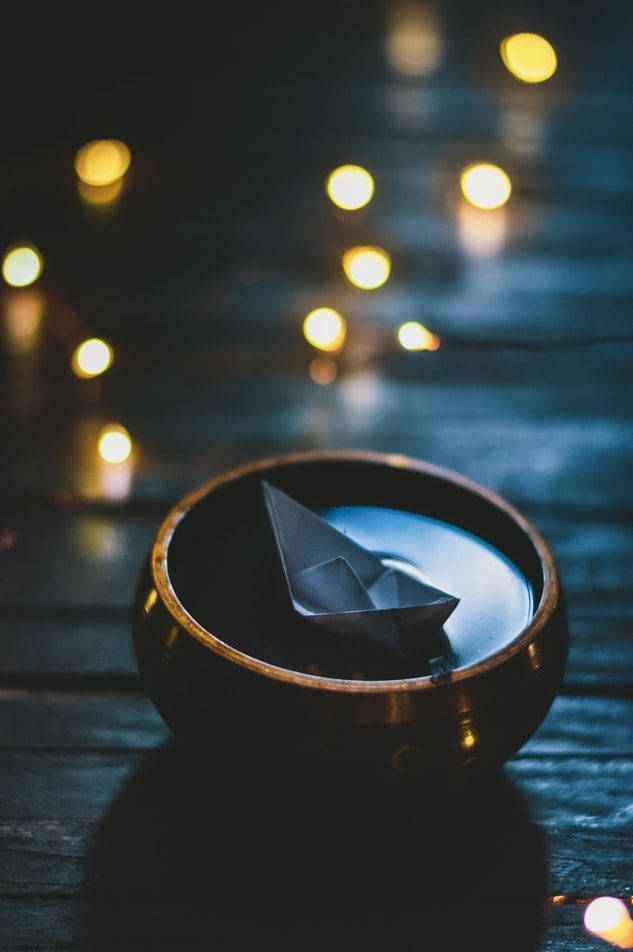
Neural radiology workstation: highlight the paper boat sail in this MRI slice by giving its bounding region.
[262,482,459,659]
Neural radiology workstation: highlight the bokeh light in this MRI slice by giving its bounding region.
[71,338,113,378]
[303,308,347,352]
[97,424,132,464]
[457,202,508,257]
[397,321,440,351]
[2,245,43,287]
[460,163,511,210]
[584,897,633,948]
[78,179,124,206]
[386,1,442,77]
[325,165,374,210]
[3,291,44,354]
[309,356,338,385]
[342,246,391,290]
[74,139,131,186]
[500,33,557,84]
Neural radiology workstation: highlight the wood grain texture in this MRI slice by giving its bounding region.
[1,1,632,948]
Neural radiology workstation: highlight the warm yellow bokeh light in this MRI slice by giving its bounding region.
[3,291,44,354]
[72,338,113,378]
[342,246,391,290]
[2,246,43,287]
[303,308,347,353]
[78,179,124,206]
[74,139,131,186]
[325,165,374,211]
[98,424,132,464]
[500,33,557,84]
[584,898,633,948]
[397,321,440,351]
[460,163,511,210]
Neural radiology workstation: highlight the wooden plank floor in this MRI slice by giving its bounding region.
[1,4,632,949]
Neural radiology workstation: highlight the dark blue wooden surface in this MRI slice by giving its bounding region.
[0,4,632,948]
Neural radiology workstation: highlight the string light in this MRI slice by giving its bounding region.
[325,165,374,210]
[2,245,43,287]
[342,247,391,290]
[71,338,113,378]
[97,424,132,464]
[74,139,131,186]
[500,33,557,84]
[584,898,633,948]
[397,321,440,351]
[460,163,512,210]
[303,308,347,352]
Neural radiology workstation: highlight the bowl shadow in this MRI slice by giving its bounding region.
[84,742,547,951]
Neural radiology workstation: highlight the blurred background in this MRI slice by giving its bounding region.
[1,1,631,514]
[1,4,633,949]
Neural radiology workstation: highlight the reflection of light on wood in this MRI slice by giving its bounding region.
[3,290,43,353]
[397,321,439,351]
[309,356,338,385]
[325,165,374,210]
[71,338,113,378]
[75,139,131,186]
[2,245,42,287]
[500,33,557,84]
[78,178,124,206]
[457,200,508,257]
[74,518,126,560]
[303,308,346,352]
[461,727,476,749]
[339,370,382,427]
[98,454,133,501]
[342,247,391,290]
[550,896,567,905]
[584,898,633,948]
[460,163,511,210]
[387,1,442,77]
[98,424,132,464]
[500,108,544,157]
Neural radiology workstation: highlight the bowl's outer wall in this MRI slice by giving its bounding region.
[134,524,567,774]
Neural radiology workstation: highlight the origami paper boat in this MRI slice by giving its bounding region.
[263,482,459,659]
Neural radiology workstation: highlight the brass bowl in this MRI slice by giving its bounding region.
[133,451,567,774]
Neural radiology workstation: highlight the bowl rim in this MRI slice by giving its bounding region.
[151,450,559,694]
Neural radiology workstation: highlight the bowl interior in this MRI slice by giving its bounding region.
[166,457,545,680]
